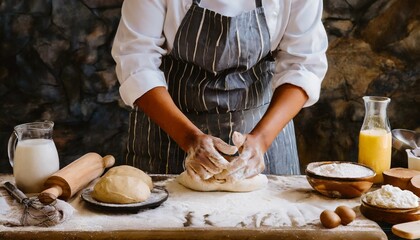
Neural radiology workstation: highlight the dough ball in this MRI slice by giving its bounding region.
[177,171,268,192]
[104,165,153,190]
[92,175,151,204]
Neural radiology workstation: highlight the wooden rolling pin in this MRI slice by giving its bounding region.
[38,152,115,205]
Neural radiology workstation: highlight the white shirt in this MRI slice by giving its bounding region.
[112,0,328,108]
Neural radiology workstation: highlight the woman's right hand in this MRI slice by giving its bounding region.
[185,134,238,181]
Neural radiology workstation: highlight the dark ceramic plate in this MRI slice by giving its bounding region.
[81,187,169,212]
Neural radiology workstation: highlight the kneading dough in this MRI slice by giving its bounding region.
[104,165,153,190]
[92,175,151,204]
[177,171,268,192]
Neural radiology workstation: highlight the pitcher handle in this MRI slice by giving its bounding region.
[7,131,18,167]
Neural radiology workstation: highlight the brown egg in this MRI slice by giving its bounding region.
[320,210,341,229]
[335,205,356,225]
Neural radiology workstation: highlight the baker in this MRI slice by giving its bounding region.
[111,0,328,182]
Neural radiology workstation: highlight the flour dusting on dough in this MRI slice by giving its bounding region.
[177,171,268,192]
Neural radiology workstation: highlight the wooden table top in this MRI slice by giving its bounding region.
[0,174,387,240]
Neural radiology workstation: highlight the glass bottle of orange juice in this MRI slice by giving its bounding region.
[358,96,392,183]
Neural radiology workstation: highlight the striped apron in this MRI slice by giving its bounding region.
[126,0,300,175]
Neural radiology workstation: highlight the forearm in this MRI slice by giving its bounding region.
[134,87,202,152]
[250,84,308,152]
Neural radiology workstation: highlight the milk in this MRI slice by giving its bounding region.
[13,139,60,193]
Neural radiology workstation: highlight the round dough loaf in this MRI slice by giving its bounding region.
[104,165,153,190]
[177,171,268,192]
[92,175,151,204]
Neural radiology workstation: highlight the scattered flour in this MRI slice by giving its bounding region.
[66,177,325,229]
[0,174,383,235]
[0,197,10,215]
[364,184,419,208]
[312,163,374,178]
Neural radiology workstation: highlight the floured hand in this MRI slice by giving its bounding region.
[215,131,265,182]
[185,134,237,180]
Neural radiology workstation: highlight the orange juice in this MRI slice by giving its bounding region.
[358,129,392,183]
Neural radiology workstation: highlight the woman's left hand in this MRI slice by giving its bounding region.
[215,131,265,182]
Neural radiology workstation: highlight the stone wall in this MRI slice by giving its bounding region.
[1,0,419,173]
[296,0,420,169]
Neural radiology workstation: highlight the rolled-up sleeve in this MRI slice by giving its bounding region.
[112,0,168,107]
[272,0,328,107]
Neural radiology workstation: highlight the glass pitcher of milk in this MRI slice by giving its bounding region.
[8,121,60,193]
[358,96,392,184]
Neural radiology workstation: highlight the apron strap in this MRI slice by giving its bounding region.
[194,0,262,8]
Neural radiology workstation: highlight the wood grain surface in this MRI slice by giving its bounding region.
[0,174,387,240]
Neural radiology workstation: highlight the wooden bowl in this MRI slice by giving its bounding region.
[383,168,420,190]
[408,175,420,197]
[305,161,375,198]
[360,196,420,224]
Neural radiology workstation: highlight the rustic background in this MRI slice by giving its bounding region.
[1,0,419,173]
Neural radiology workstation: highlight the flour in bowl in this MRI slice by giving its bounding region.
[312,163,374,178]
[364,184,419,209]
